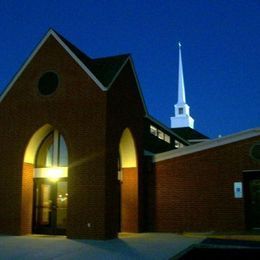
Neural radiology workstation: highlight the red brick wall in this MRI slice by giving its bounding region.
[21,163,33,235]
[121,167,139,232]
[104,61,145,238]
[0,164,21,235]
[148,136,260,233]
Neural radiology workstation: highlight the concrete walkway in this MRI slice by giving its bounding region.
[0,233,203,259]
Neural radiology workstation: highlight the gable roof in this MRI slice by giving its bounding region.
[0,29,148,114]
[55,31,130,87]
[154,128,260,162]
[90,55,130,87]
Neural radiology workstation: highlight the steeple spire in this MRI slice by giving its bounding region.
[178,42,186,104]
[171,42,194,129]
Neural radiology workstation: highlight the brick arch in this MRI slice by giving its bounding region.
[119,128,139,232]
[23,124,53,164]
[21,124,69,235]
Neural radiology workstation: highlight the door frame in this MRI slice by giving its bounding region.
[32,177,67,235]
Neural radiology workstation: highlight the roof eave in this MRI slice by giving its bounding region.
[154,128,260,162]
[50,30,106,91]
[1,29,53,102]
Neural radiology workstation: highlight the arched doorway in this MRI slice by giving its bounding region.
[118,128,139,233]
[22,125,68,235]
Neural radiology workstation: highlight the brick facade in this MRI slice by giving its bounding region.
[0,34,145,239]
[104,60,145,237]
[21,163,34,235]
[148,136,260,233]
[121,168,139,232]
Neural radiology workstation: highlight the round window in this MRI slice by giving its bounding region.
[38,72,59,95]
[250,142,260,162]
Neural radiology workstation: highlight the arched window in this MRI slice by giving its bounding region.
[35,130,68,168]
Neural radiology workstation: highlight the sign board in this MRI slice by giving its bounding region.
[234,182,243,198]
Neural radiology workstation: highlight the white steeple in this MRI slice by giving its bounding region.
[171,42,194,129]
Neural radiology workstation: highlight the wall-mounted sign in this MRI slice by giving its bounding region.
[234,182,243,198]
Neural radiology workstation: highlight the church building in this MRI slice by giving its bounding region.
[0,29,259,239]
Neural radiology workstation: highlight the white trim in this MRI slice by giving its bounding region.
[0,30,151,109]
[127,56,149,115]
[0,30,52,102]
[34,167,68,178]
[188,139,208,142]
[0,29,107,103]
[104,55,149,115]
[50,30,106,91]
[154,128,260,162]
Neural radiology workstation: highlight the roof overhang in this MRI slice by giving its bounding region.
[154,128,260,162]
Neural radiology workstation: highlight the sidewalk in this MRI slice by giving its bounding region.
[0,233,203,259]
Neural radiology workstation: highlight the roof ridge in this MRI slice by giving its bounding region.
[54,31,92,60]
[54,32,129,87]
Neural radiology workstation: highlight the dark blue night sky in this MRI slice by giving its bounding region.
[0,0,259,138]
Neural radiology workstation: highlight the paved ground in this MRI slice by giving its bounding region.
[0,233,203,259]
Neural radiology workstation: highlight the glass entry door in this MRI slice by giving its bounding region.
[33,178,68,235]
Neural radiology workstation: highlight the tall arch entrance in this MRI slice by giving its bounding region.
[23,125,68,235]
[118,128,139,233]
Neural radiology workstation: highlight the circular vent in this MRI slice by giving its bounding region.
[250,142,260,162]
[38,72,59,95]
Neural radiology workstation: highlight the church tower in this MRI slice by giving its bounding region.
[171,42,194,129]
